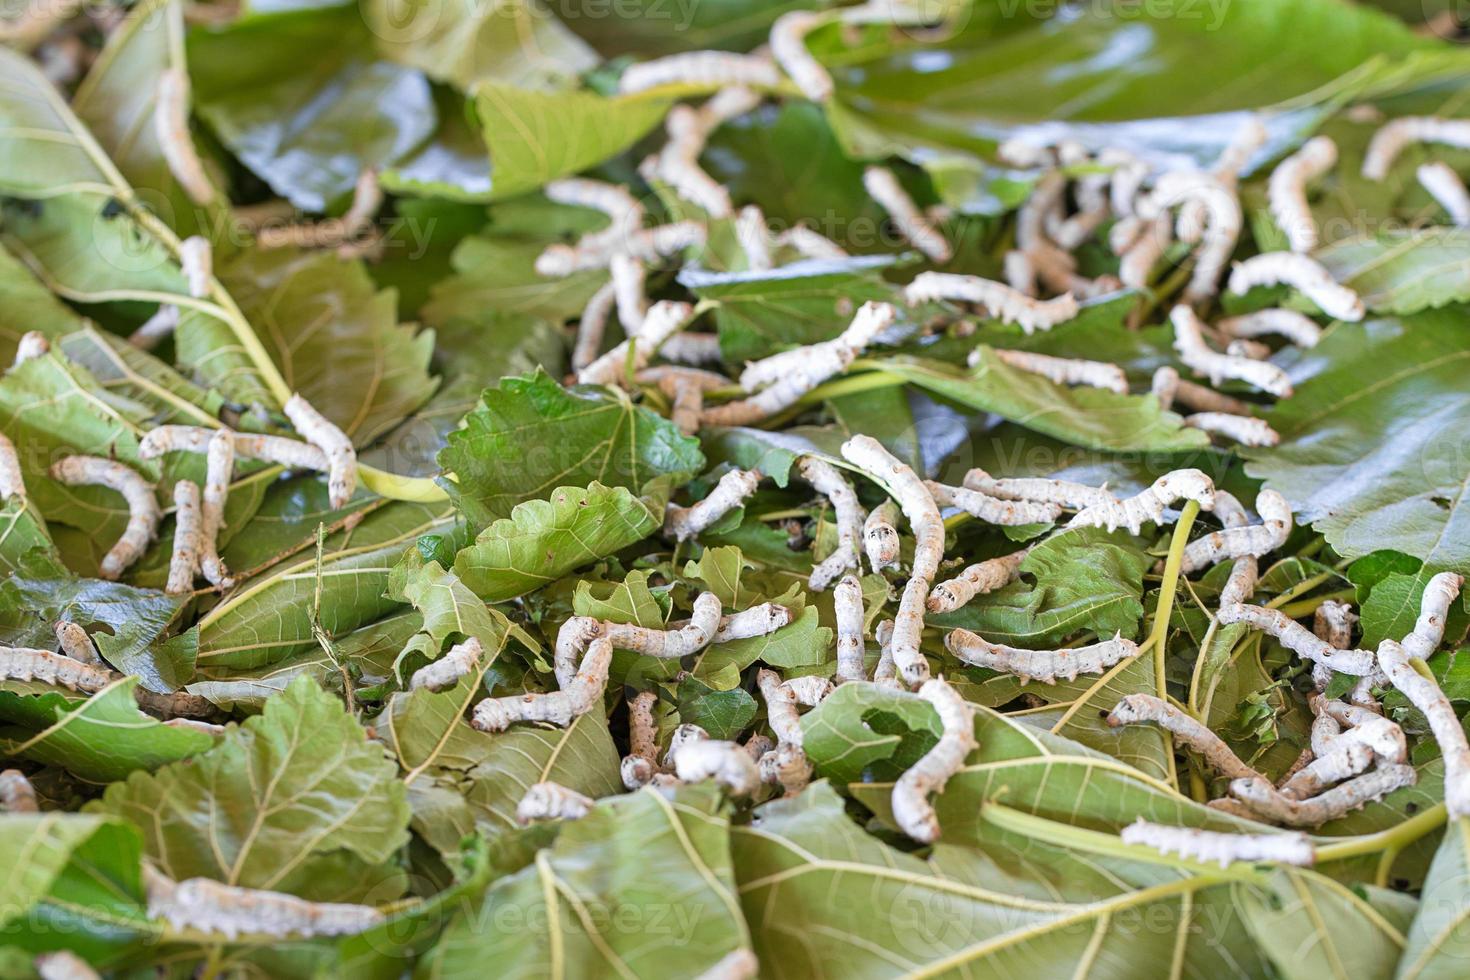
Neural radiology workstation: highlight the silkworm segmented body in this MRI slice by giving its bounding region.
[1217,308,1323,349]
[178,236,212,299]
[769,10,832,102]
[12,331,50,367]
[517,781,595,823]
[986,348,1128,395]
[144,868,382,939]
[0,433,23,500]
[409,637,484,692]
[1171,305,1293,397]
[925,480,1063,526]
[154,68,216,206]
[1181,489,1291,572]
[0,769,38,812]
[473,637,613,732]
[927,550,1028,614]
[738,301,894,392]
[1151,366,1256,416]
[905,272,1078,334]
[946,629,1138,684]
[1067,468,1215,536]
[1227,252,1364,322]
[49,456,160,580]
[863,166,952,262]
[892,678,976,842]
[166,480,201,595]
[674,739,761,795]
[663,468,762,542]
[1228,766,1417,828]
[578,301,694,387]
[619,51,780,94]
[798,456,866,591]
[1418,162,1470,226]
[1108,693,1261,780]
[1267,136,1337,252]
[283,395,356,508]
[198,431,233,587]
[834,575,866,684]
[1120,819,1314,867]
[863,498,901,573]
[1362,116,1470,180]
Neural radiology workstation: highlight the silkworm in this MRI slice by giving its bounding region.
[925,480,1063,526]
[165,480,201,595]
[1185,408,1280,446]
[1217,603,1378,676]
[1377,638,1470,816]
[263,172,383,250]
[705,602,793,642]
[144,867,382,939]
[473,637,612,732]
[517,781,595,823]
[196,431,233,587]
[841,435,942,686]
[1267,136,1337,252]
[905,272,1078,334]
[0,647,116,693]
[0,769,38,812]
[775,225,847,260]
[1228,766,1418,828]
[1278,742,1374,801]
[736,205,773,271]
[1362,116,1470,180]
[738,300,893,391]
[1417,162,1470,226]
[1103,148,1149,217]
[863,166,952,263]
[798,456,865,590]
[1003,250,1037,296]
[645,105,735,217]
[1150,366,1255,416]
[663,468,762,542]
[1119,213,1173,289]
[153,68,216,207]
[757,668,813,794]
[34,951,97,980]
[1402,571,1463,659]
[658,331,723,366]
[178,236,212,299]
[834,575,866,683]
[663,722,710,769]
[1143,171,1241,303]
[532,178,646,273]
[571,282,618,372]
[871,620,901,689]
[139,425,329,472]
[53,621,101,667]
[409,637,483,692]
[12,331,50,367]
[656,372,707,436]
[622,690,660,790]
[0,433,23,500]
[1181,489,1291,573]
[132,687,217,720]
[891,677,976,842]
[985,348,1128,395]
[1108,693,1262,780]
[578,300,693,387]
[927,549,1028,614]
[1314,700,1404,763]
[961,468,1114,511]
[674,738,761,795]
[49,456,160,579]
[1176,118,1266,244]
[1170,305,1293,397]
[1314,599,1357,653]
[757,741,811,796]
[1067,468,1215,535]
[604,591,723,658]
[863,498,901,573]
[947,629,1138,685]
[784,674,833,707]
[619,51,780,94]
[129,304,180,350]
[1120,819,1314,868]
[610,253,648,335]
[1227,252,1365,322]
[770,10,832,102]
[283,394,356,509]
[536,221,707,278]
[1218,310,1324,351]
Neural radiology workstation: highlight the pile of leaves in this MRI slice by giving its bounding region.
[4,0,1470,976]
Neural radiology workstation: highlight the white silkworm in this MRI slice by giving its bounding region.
[1067,468,1215,535]
[757,741,811,795]
[536,221,707,277]
[34,952,97,980]
[784,674,833,707]
[517,781,595,823]
[1181,489,1291,573]
[622,690,660,790]
[1227,252,1365,322]
[645,105,735,217]
[49,456,160,580]
[1315,701,1404,763]
[841,435,942,686]
[0,433,23,500]
[1314,599,1357,653]
[1228,766,1418,828]
[284,394,356,509]
[798,456,866,590]
[0,647,116,693]
[770,10,832,102]
[1224,337,1272,361]
[139,425,330,472]
[961,467,1113,512]
[197,431,233,588]
[610,253,648,335]
[925,480,1063,526]
[0,769,38,812]
[178,236,212,299]
[1108,693,1261,780]
[663,723,711,769]
[871,619,901,689]
[1151,366,1255,416]
[1176,118,1265,244]
[1104,149,1149,218]
[1217,603,1378,676]
[1109,214,1145,256]
[775,225,847,260]
[605,592,723,658]
[863,166,952,263]
[53,621,101,667]
[736,205,773,272]
[1142,171,1241,303]
[1278,741,1374,801]
[694,950,759,980]
[409,637,483,692]
[863,498,901,573]
[619,51,780,94]
[473,637,612,732]
[1218,309,1323,349]
[533,178,646,273]
[129,304,179,350]
[891,677,976,843]
[1003,250,1037,296]
[1267,136,1337,252]
[1171,305,1293,397]
[144,868,382,939]
[984,348,1128,395]
[709,603,792,642]
[756,668,814,794]
[1119,213,1172,289]
[1378,638,1470,817]
[1362,116,1470,180]
[1403,571,1463,659]
[153,68,216,207]
[13,330,50,367]
[738,301,893,392]
[658,374,705,436]
[572,282,617,372]
[578,301,693,387]
[674,739,761,795]
[834,574,866,683]
[1418,162,1470,226]
[905,272,1079,334]
[927,549,1027,614]
[663,468,761,542]
[658,331,723,366]
[165,480,201,595]
[947,629,1138,685]
[1120,819,1314,868]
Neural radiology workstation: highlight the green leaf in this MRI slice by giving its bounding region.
[1315,229,1470,315]
[423,785,749,976]
[439,370,704,525]
[1397,817,1470,979]
[379,89,494,201]
[0,812,144,931]
[0,677,214,783]
[453,483,661,602]
[0,496,59,576]
[798,682,944,785]
[0,46,124,197]
[471,82,672,199]
[1246,311,1470,576]
[0,242,88,364]
[678,675,758,740]
[94,676,411,900]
